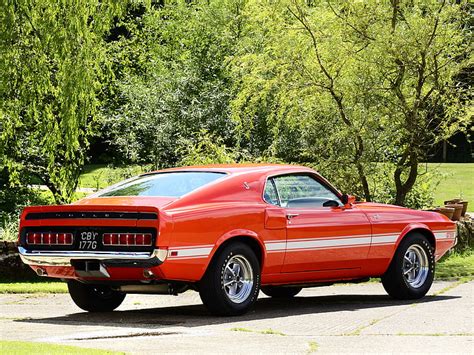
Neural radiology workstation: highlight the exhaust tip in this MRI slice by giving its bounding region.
[36,268,47,277]
[143,269,155,279]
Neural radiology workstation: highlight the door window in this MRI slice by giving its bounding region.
[273,174,340,208]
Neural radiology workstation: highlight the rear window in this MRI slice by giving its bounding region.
[98,172,226,197]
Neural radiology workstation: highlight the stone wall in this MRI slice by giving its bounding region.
[455,218,473,253]
[0,241,37,280]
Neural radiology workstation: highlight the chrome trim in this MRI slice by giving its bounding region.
[403,244,429,288]
[18,247,167,267]
[262,176,281,206]
[223,254,254,304]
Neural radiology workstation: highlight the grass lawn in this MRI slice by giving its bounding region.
[436,251,474,280]
[0,281,67,294]
[0,340,123,355]
[425,163,473,211]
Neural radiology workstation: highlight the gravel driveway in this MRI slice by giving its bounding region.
[1,280,473,354]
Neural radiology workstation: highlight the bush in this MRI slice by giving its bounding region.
[0,188,54,242]
[0,215,20,242]
[176,131,239,166]
[311,163,439,210]
[368,166,439,210]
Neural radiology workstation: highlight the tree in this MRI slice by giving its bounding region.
[231,0,471,206]
[360,0,472,205]
[0,0,128,203]
[101,0,245,168]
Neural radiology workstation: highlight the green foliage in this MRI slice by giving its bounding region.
[368,166,439,210]
[78,164,152,190]
[436,250,474,280]
[0,167,54,241]
[177,131,238,166]
[230,0,472,205]
[0,215,19,242]
[0,282,68,294]
[102,0,244,167]
[0,340,123,354]
[0,190,54,241]
[1,0,471,210]
[0,0,128,203]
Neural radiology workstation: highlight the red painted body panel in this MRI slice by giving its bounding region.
[18,164,457,287]
[282,206,371,272]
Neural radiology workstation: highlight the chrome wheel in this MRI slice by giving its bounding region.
[403,245,429,288]
[223,255,254,304]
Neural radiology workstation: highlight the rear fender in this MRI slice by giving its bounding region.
[203,229,265,274]
[388,223,435,265]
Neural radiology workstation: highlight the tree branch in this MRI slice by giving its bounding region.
[326,0,375,41]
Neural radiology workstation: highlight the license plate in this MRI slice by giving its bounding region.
[78,231,100,250]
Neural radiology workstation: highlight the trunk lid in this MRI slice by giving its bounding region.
[19,200,166,252]
[73,196,177,208]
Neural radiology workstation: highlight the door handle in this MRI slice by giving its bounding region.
[286,213,299,220]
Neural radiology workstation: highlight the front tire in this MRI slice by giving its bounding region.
[199,242,260,316]
[382,233,434,300]
[67,280,126,312]
[261,286,302,298]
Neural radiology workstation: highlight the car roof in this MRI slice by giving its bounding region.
[144,164,314,176]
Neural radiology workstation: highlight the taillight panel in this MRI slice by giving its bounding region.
[21,227,156,252]
[26,232,73,245]
[103,233,152,246]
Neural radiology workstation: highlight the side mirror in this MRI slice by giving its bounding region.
[341,194,356,206]
[322,199,340,208]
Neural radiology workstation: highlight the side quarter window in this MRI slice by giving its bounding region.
[273,174,340,208]
[263,178,280,206]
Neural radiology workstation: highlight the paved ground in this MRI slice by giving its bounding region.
[1,280,473,354]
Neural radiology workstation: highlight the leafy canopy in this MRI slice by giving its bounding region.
[0,0,128,203]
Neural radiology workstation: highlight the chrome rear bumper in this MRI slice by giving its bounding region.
[18,247,167,267]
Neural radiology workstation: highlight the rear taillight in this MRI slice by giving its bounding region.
[102,233,152,246]
[26,232,73,245]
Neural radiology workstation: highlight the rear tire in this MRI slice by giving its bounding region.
[67,280,125,312]
[381,233,434,300]
[261,286,302,298]
[199,242,260,316]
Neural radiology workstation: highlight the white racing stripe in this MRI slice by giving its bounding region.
[263,229,455,254]
[371,234,399,245]
[265,235,385,253]
[435,233,449,239]
[167,246,213,260]
[265,242,287,251]
[286,237,371,250]
[164,229,456,259]
[434,230,456,240]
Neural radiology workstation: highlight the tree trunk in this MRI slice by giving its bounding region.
[334,96,372,202]
[442,140,447,162]
[356,162,371,202]
[394,151,418,206]
[390,0,399,32]
[39,175,72,205]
